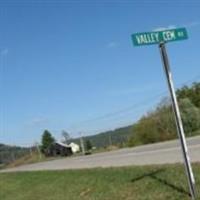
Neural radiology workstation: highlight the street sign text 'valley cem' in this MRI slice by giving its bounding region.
[131,27,188,46]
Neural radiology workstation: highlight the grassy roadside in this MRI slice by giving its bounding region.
[0,163,200,200]
[3,147,120,169]
[4,152,66,169]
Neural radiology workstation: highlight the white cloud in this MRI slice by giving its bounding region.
[28,117,49,127]
[167,25,177,29]
[0,48,8,56]
[184,21,200,28]
[106,41,119,48]
[153,21,200,32]
[110,85,156,96]
[153,25,177,32]
[22,117,50,133]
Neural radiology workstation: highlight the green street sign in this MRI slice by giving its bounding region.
[131,27,188,46]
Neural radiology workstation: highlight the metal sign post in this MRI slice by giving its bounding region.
[159,42,196,199]
[131,27,196,199]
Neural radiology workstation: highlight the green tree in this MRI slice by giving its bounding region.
[61,130,70,144]
[128,98,177,147]
[41,130,55,153]
[179,98,200,135]
[177,82,200,108]
[128,82,200,147]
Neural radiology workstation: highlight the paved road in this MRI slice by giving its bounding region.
[1,136,200,172]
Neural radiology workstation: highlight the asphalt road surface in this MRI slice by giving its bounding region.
[1,136,200,172]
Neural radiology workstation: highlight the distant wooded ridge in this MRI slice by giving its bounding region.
[70,125,133,149]
[0,144,29,166]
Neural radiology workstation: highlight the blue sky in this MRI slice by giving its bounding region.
[0,0,200,146]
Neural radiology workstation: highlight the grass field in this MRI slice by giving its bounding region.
[0,163,200,200]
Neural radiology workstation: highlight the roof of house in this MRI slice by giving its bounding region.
[55,142,71,148]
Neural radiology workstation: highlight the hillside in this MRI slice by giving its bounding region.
[71,125,133,149]
[0,144,29,167]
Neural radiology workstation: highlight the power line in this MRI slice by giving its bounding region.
[69,74,200,129]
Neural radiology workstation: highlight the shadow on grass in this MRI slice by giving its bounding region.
[131,169,191,198]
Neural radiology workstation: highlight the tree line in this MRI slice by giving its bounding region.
[128,82,200,146]
[0,144,29,166]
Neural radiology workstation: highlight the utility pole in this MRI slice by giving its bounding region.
[11,152,15,162]
[109,132,112,146]
[29,147,33,156]
[80,133,85,155]
[35,142,42,160]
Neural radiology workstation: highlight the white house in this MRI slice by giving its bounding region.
[69,142,80,153]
